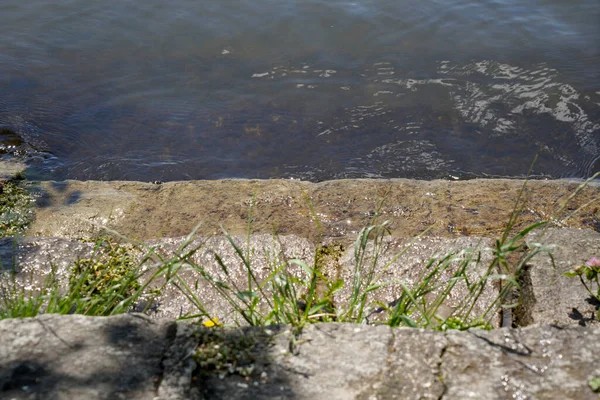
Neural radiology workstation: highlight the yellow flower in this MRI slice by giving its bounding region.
[202,317,222,327]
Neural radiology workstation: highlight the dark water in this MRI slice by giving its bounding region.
[1,0,599,181]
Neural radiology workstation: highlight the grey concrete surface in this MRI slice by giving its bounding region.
[0,314,171,400]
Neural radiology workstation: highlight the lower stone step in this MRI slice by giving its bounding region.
[0,314,598,400]
[1,228,598,328]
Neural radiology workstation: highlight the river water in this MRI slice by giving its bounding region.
[1,0,599,181]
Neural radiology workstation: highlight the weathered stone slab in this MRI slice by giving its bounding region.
[0,315,598,400]
[144,234,499,324]
[26,179,600,243]
[524,228,600,326]
[357,327,447,400]
[144,234,317,321]
[0,237,94,284]
[276,323,394,399]
[9,229,600,329]
[185,323,600,400]
[157,322,198,400]
[0,235,500,325]
[192,323,396,400]
[331,235,497,326]
[441,324,600,399]
[0,314,171,400]
[0,235,318,320]
[0,160,26,182]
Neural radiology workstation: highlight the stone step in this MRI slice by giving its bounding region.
[2,228,598,328]
[0,314,598,400]
[25,178,600,243]
[0,234,498,325]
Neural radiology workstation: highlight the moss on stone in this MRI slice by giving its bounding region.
[69,239,140,306]
[302,243,344,317]
[194,327,262,379]
[0,179,34,238]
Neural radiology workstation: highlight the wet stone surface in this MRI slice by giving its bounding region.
[0,160,26,182]
[26,179,600,245]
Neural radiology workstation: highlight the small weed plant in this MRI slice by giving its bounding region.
[565,257,600,321]
[164,216,548,331]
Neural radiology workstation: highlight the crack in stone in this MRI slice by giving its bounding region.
[468,330,553,377]
[156,321,198,399]
[154,321,178,394]
[385,326,396,373]
[436,333,449,400]
[387,326,396,355]
[35,318,77,350]
[279,364,313,379]
[353,326,397,399]
[512,263,536,327]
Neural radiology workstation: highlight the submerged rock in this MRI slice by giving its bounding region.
[0,129,25,157]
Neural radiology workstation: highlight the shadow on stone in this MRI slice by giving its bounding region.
[0,314,169,399]
[191,325,296,400]
[66,191,82,205]
[0,360,57,400]
[568,297,600,327]
[0,237,17,271]
[34,181,82,208]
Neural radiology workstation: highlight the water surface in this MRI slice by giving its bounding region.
[1,0,599,181]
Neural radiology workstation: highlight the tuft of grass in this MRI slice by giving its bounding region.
[0,238,161,318]
[379,221,553,330]
[0,178,34,238]
[66,238,142,315]
[160,212,529,330]
[70,239,139,296]
[163,225,314,327]
[0,270,57,319]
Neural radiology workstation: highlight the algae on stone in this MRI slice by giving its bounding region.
[300,243,344,316]
[0,179,33,238]
[194,327,266,379]
[68,239,141,312]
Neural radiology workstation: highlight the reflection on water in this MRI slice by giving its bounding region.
[0,0,599,181]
